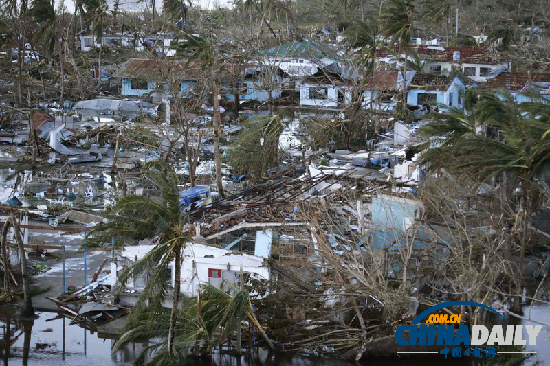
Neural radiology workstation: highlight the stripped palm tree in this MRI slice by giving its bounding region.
[89,160,191,358]
[421,0,454,45]
[83,0,108,87]
[178,34,224,197]
[381,0,414,103]
[29,0,64,105]
[346,20,379,135]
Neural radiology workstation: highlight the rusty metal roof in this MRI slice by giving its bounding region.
[484,72,550,91]
[365,71,400,91]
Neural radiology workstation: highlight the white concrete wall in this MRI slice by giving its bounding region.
[300,83,339,108]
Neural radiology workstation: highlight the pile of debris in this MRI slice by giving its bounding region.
[47,272,129,325]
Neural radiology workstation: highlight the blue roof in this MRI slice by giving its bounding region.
[179,185,209,199]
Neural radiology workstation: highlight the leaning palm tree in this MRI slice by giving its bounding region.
[346,20,379,134]
[89,160,190,358]
[381,0,415,103]
[200,282,275,351]
[113,282,274,363]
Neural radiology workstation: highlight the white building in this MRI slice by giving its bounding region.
[118,231,274,296]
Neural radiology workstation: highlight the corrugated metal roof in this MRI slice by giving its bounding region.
[258,39,342,62]
[365,71,399,90]
[484,72,550,91]
[117,58,192,79]
[376,45,505,65]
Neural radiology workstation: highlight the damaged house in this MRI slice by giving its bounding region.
[299,67,351,108]
[407,72,468,111]
[415,45,510,83]
[484,72,550,103]
[362,70,416,112]
[258,39,342,78]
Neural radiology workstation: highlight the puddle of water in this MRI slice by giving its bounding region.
[0,307,139,365]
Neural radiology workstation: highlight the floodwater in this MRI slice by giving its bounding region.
[0,307,473,366]
[4,305,549,366]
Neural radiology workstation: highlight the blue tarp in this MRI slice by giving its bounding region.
[179,185,209,199]
[179,185,210,211]
[370,158,389,168]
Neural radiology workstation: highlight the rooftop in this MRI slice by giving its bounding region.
[484,72,550,91]
[258,39,342,62]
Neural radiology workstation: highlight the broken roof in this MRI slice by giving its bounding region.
[409,72,467,90]
[116,58,199,80]
[258,39,342,62]
[376,45,506,65]
[117,58,243,82]
[414,45,504,65]
[32,111,54,130]
[484,72,550,91]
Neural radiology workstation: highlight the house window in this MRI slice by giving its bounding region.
[464,67,476,76]
[429,64,442,72]
[208,268,222,278]
[309,86,327,100]
[480,67,491,76]
[131,79,148,90]
[417,92,437,104]
[378,92,393,103]
[84,37,92,47]
[299,59,304,63]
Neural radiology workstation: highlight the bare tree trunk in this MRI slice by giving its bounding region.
[402,47,408,106]
[236,266,243,354]
[167,241,181,357]
[1,217,12,296]
[29,112,36,169]
[189,133,201,188]
[111,134,120,174]
[22,319,33,365]
[268,89,274,115]
[60,43,65,108]
[97,40,102,88]
[17,40,23,105]
[12,216,33,318]
[213,87,224,197]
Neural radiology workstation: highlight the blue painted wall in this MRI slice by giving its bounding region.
[372,195,420,231]
[121,78,157,96]
[407,77,465,110]
[223,81,282,102]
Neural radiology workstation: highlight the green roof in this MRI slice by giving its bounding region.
[258,39,341,62]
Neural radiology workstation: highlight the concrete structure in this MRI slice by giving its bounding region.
[120,238,271,296]
[407,73,467,111]
[362,70,416,112]
[80,34,178,56]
